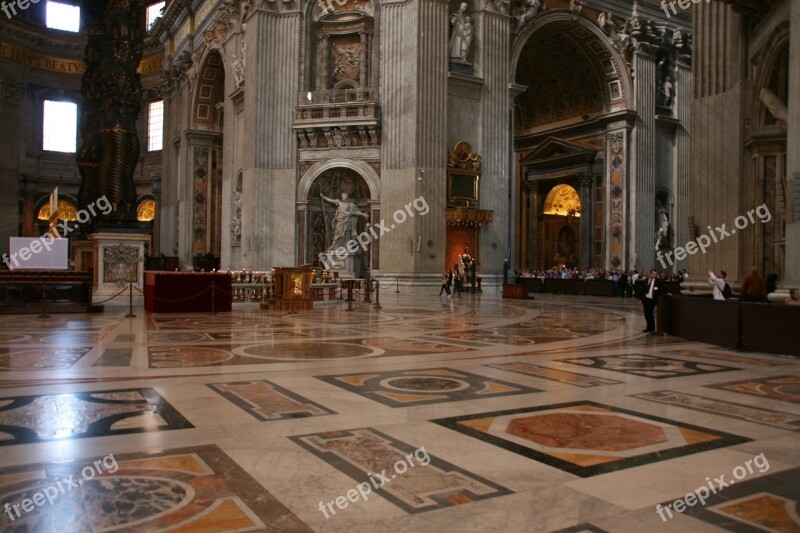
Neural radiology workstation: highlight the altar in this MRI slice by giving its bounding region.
[144,272,232,312]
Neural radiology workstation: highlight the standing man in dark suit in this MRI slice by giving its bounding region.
[639,269,663,333]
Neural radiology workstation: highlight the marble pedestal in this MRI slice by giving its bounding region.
[89,233,149,303]
[320,251,363,279]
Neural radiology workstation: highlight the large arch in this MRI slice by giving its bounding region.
[511,11,633,111]
[298,158,380,201]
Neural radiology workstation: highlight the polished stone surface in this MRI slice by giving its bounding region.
[0,291,797,532]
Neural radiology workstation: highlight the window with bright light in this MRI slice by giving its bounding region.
[146,1,165,30]
[42,100,78,153]
[147,100,164,151]
[46,1,80,32]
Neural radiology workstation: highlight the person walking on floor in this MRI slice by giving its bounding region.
[639,268,664,333]
[439,268,452,297]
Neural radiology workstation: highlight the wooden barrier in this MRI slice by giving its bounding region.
[662,295,799,356]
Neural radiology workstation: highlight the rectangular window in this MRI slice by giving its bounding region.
[146,1,165,30]
[42,100,78,153]
[147,100,164,152]
[46,1,80,32]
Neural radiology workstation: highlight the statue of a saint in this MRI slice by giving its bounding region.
[449,2,469,61]
[460,17,473,62]
[320,192,368,252]
[655,202,670,250]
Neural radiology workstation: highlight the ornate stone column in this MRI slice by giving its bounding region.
[606,124,629,270]
[578,173,593,271]
[526,180,540,269]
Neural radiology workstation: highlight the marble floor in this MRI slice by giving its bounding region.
[0,290,798,532]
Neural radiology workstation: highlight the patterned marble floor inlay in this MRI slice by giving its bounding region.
[207,379,335,420]
[707,375,800,405]
[669,466,800,531]
[317,367,541,407]
[557,354,738,379]
[633,390,800,431]
[0,388,193,445]
[485,362,623,388]
[432,401,750,477]
[92,348,133,367]
[290,427,512,513]
[0,444,311,532]
[665,350,790,367]
[149,341,382,367]
[0,347,93,371]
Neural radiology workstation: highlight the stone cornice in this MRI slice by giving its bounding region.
[0,19,86,59]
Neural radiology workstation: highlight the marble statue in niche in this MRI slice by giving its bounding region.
[449,2,472,63]
[655,200,671,250]
[460,17,474,62]
[230,190,242,241]
[320,192,369,252]
[232,55,244,87]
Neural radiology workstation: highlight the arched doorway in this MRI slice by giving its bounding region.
[512,12,632,272]
[542,184,581,268]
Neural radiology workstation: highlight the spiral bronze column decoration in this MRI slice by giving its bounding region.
[77,0,144,224]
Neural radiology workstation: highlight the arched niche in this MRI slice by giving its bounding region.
[543,184,581,217]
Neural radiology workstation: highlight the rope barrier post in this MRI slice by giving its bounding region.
[374,280,381,310]
[39,283,50,318]
[125,280,136,318]
[363,273,371,303]
[346,281,354,312]
[211,280,216,315]
[395,276,400,293]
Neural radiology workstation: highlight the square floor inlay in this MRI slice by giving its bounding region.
[0,444,311,532]
[432,401,750,477]
[317,367,541,407]
[556,354,738,379]
[207,379,335,420]
[0,388,193,445]
[707,375,800,405]
[290,427,512,513]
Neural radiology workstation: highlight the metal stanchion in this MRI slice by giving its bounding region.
[38,283,50,318]
[125,280,136,318]
[346,281,354,312]
[395,276,400,293]
[374,280,381,310]
[211,280,216,314]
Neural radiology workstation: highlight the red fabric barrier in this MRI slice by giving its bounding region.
[144,272,232,312]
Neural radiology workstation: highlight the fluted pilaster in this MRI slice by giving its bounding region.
[633,49,657,270]
[478,9,510,274]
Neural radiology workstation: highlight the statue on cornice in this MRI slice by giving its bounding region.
[515,0,543,31]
